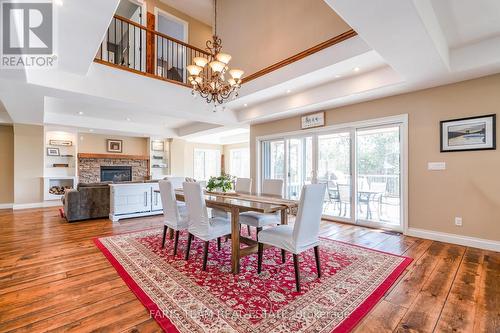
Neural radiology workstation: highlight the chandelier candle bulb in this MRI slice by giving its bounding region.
[187,65,203,76]
[216,53,232,64]
[209,61,225,73]
[229,69,244,80]
[193,57,209,67]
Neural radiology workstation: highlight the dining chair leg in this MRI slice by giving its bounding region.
[281,249,286,263]
[293,254,301,292]
[185,233,193,260]
[162,226,168,248]
[202,241,209,271]
[256,227,262,240]
[217,237,221,251]
[257,242,263,274]
[173,230,180,256]
[314,246,321,278]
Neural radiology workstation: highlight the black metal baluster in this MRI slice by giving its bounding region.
[139,25,142,72]
[114,18,117,64]
[132,25,135,70]
[121,20,124,66]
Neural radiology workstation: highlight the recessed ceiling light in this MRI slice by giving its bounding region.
[126,117,131,121]
[54,0,63,6]
[335,74,341,78]
[89,129,94,132]
[353,67,360,72]
[78,111,84,115]
[243,103,248,107]
[286,89,292,94]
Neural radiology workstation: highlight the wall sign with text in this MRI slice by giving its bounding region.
[301,112,325,129]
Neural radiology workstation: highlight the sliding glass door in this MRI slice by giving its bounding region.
[262,140,285,181]
[317,132,351,219]
[356,125,401,227]
[287,137,313,200]
[259,117,406,231]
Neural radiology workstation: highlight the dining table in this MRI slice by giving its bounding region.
[155,189,298,274]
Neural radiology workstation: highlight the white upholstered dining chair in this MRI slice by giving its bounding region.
[235,177,252,193]
[257,183,326,292]
[164,176,185,190]
[183,182,231,271]
[212,178,253,219]
[159,180,188,256]
[239,179,284,238]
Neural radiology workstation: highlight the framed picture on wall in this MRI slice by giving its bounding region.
[440,114,496,152]
[47,148,60,156]
[151,140,165,152]
[107,139,123,153]
[301,112,325,129]
[49,139,72,146]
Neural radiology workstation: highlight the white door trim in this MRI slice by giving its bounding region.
[154,7,189,43]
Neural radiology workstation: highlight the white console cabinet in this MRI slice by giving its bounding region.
[109,183,163,222]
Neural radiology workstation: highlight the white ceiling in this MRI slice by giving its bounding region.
[431,0,500,49]
[1,0,500,144]
[45,97,192,128]
[159,0,213,26]
[185,127,250,144]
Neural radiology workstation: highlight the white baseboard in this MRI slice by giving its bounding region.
[13,201,62,210]
[0,203,13,210]
[406,227,500,252]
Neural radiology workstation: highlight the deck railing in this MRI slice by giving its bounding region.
[95,15,211,87]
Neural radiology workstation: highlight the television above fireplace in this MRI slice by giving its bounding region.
[100,166,132,182]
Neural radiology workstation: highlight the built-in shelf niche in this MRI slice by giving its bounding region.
[43,128,78,199]
[43,176,76,201]
[149,138,170,180]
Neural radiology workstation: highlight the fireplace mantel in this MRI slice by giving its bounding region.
[78,153,149,160]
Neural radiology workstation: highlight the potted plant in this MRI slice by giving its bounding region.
[206,173,235,193]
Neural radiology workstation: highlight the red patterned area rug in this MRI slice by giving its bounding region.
[94,229,411,332]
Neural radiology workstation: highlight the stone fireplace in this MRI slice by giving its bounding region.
[78,154,149,183]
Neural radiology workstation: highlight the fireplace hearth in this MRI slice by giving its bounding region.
[100,166,132,182]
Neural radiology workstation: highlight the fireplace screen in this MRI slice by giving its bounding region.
[100,166,132,182]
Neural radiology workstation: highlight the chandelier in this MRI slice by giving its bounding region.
[187,0,244,109]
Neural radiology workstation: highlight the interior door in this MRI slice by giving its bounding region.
[156,11,187,81]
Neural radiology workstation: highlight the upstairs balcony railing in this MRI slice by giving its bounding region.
[95,15,212,87]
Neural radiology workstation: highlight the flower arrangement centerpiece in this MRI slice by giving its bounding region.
[206,173,235,193]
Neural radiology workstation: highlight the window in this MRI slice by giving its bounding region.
[229,148,250,178]
[193,149,221,180]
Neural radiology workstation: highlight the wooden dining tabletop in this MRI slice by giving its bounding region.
[155,189,298,274]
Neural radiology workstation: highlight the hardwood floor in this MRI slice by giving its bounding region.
[0,207,498,332]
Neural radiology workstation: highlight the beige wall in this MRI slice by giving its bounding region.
[13,124,44,205]
[170,139,223,178]
[0,125,14,204]
[250,74,500,241]
[218,0,351,75]
[79,133,148,156]
[146,0,212,50]
[223,142,249,174]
